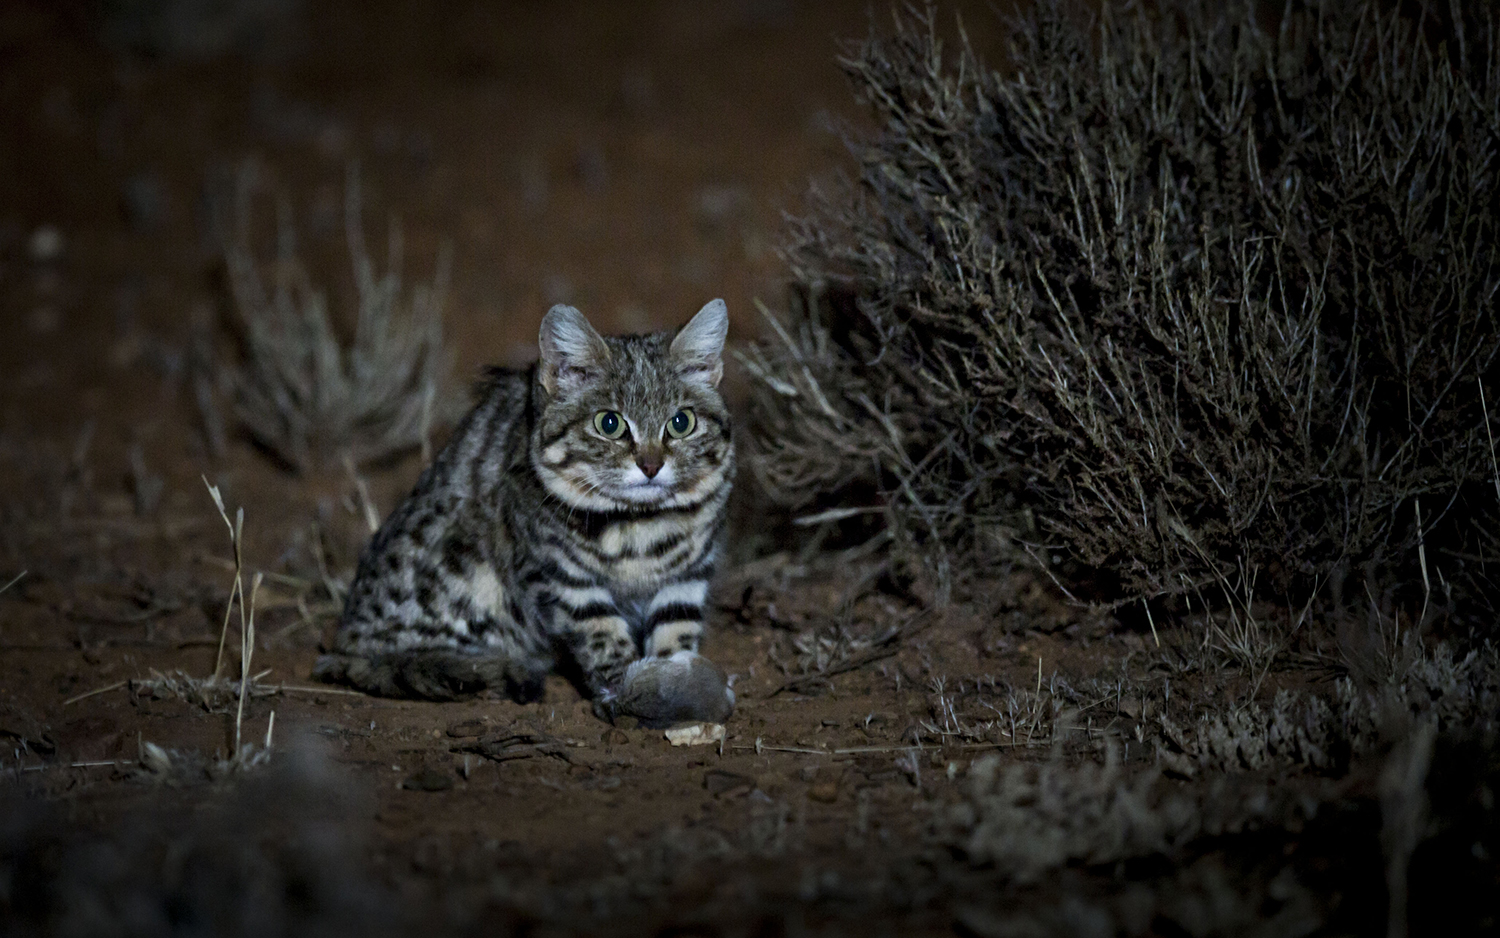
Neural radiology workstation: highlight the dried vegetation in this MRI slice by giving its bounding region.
[744,0,1500,609]
[209,160,455,472]
[1158,634,1499,775]
[933,636,1500,934]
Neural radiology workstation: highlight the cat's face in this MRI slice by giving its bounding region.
[532,301,733,511]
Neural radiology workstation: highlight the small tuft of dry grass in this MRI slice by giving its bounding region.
[60,479,361,775]
[211,159,456,472]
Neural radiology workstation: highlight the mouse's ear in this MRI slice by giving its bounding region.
[538,305,609,396]
[669,299,728,387]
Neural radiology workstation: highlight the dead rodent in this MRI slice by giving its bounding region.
[603,651,735,728]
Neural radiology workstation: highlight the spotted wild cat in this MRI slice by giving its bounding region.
[313,300,736,726]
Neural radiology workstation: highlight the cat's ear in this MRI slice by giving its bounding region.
[670,299,728,387]
[539,305,609,395]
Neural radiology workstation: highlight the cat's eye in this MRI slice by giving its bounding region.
[594,411,628,440]
[666,408,696,439]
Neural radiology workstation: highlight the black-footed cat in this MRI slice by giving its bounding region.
[314,300,736,727]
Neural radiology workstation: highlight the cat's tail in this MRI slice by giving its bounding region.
[312,650,546,702]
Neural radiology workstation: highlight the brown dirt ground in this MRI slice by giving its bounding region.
[0,3,1342,935]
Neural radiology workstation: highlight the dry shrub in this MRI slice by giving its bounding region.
[940,643,1500,934]
[213,160,455,472]
[941,724,1495,936]
[745,1,1500,606]
[945,745,1286,882]
[1158,636,1499,775]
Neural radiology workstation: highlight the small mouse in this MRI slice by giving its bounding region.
[600,650,735,728]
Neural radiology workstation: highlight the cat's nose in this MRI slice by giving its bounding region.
[636,451,664,479]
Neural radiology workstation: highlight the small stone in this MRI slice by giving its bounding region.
[703,769,754,796]
[138,740,173,776]
[664,722,725,747]
[809,779,840,803]
[402,767,454,792]
[445,718,486,738]
[601,728,629,746]
[28,225,63,262]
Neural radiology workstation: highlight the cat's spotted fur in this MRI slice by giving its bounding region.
[314,300,735,725]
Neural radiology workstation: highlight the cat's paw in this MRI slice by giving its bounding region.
[608,651,735,728]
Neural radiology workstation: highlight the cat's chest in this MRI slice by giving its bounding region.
[572,512,707,584]
[594,514,692,556]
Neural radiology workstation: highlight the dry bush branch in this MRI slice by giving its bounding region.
[749,1,1500,610]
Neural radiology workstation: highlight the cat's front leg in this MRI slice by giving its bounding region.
[610,578,733,727]
[642,579,708,657]
[553,589,638,696]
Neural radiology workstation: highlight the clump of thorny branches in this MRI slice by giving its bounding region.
[742,0,1500,610]
[209,159,456,472]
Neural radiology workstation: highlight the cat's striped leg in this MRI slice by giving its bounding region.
[643,579,708,657]
[571,614,638,693]
[613,578,732,726]
[551,585,638,696]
